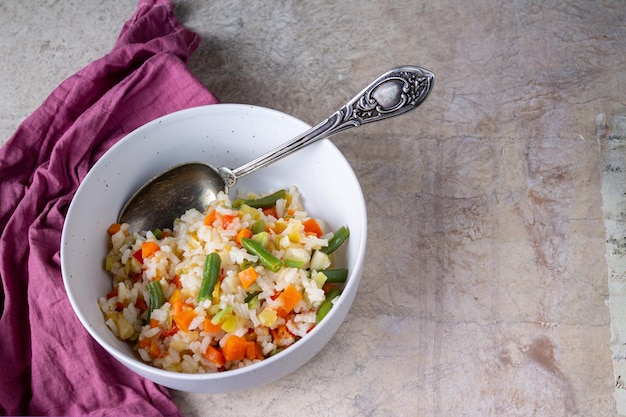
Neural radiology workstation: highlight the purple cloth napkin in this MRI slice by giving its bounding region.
[0,1,219,415]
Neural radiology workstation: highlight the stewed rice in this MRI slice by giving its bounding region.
[99,186,345,373]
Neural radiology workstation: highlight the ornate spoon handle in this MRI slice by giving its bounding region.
[221,66,435,187]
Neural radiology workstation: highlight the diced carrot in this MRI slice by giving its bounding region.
[204,209,217,226]
[107,223,122,235]
[246,341,257,360]
[254,342,264,360]
[135,296,148,313]
[277,284,302,313]
[275,306,288,319]
[262,207,278,219]
[139,338,151,349]
[278,324,293,341]
[303,218,323,237]
[170,289,197,332]
[172,274,182,289]
[106,286,118,299]
[171,301,182,316]
[204,345,226,367]
[268,220,287,234]
[322,283,338,293]
[203,317,223,333]
[222,335,248,361]
[172,308,196,332]
[149,319,159,328]
[271,324,294,346]
[169,290,184,315]
[235,228,253,245]
[148,340,161,358]
[141,241,160,258]
[162,321,178,338]
[277,221,288,234]
[237,266,258,290]
[222,214,238,229]
[169,288,183,305]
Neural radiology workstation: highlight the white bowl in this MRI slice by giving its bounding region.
[61,104,367,393]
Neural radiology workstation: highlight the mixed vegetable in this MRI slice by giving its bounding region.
[100,187,349,372]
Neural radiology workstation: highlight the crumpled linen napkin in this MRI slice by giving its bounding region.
[0,1,219,415]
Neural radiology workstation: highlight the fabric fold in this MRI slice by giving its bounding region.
[0,0,219,415]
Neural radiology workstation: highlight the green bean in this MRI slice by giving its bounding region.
[146,280,164,320]
[284,259,306,269]
[316,287,341,323]
[233,189,287,209]
[320,226,350,254]
[321,268,349,283]
[241,237,283,272]
[198,252,221,301]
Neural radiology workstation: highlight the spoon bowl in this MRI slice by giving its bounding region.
[118,66,434,232]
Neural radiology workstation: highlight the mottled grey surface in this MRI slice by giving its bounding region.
[2,1,626,416]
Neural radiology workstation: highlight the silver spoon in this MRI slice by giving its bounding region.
[118,65,434,232]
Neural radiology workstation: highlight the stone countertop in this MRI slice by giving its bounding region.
[2,1,625,416]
